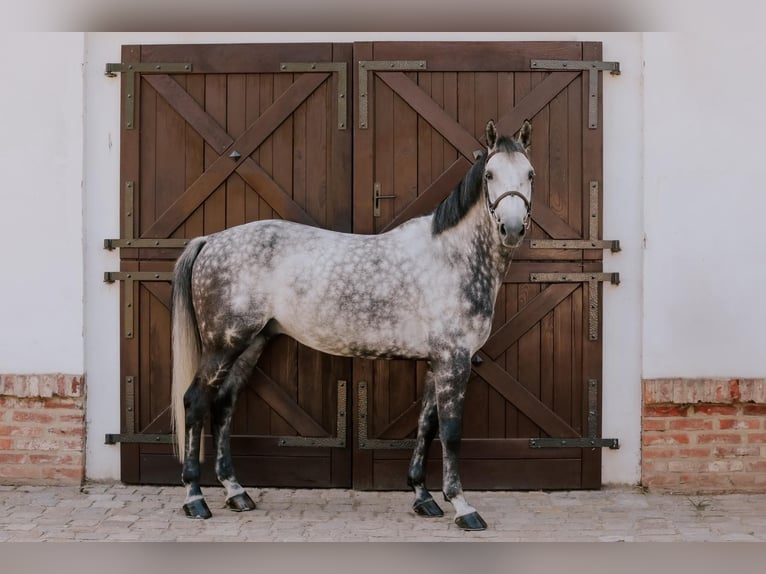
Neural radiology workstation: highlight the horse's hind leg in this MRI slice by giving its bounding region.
[210,335,269,512]
[407,370,444,517]
[182,352,235,519]
[433,350,487,531]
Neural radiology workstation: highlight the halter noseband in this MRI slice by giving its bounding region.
[483,149,532,231]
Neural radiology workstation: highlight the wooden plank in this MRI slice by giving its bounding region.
[140,43,335,74]
[483,283,578,359]
[225,74,247,229]
[393,73,419,228]
[351,41,376,491]
[553,293,573,423]
[377,71,482,161]
[138,79,157,237]
[380,157,471,232]
[373,75,395,231]
[417,72,432,207]
[496,71,578,139]
[580,42,604,488]
[143,72,327,238]
[182,74,205,242]
[370,42,582,72]
[472,351,579,439]
[145,74,231,152]
[517,283,541,437]
[251,368,329,438]
[203,74,227,235]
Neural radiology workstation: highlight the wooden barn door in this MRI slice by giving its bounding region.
[109,43,354,486]
[351,42,617,490]
[109,41,617,490]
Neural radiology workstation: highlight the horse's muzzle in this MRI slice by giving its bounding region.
[498,221,526,248]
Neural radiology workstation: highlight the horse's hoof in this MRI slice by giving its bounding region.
[413,497,444,517]
[455,511,487,531]
[183,499,212,519]
[225,492,256,512]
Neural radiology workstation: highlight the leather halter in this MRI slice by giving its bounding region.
[483,149,532,231]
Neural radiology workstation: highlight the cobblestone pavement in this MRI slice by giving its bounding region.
[1,484,765,542]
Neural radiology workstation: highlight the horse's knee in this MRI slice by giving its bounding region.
[439,417,462,452]
[183,380,209,422]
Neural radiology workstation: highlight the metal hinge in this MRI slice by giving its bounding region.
[530,271,619,341]
[530,181,621,252]
[530,59,620,129]
[103,272,174,338]
[106,380,347,447]
[278,380,348,447]
[357,381,416,450]
[357,60,427,128]
[103,180,190,250]
[105,62,193,129]
[279,62,347,129]
[529,379,619,449]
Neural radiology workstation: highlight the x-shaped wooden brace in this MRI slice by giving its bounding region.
[141,72,328,239]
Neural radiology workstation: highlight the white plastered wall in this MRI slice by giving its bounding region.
[642,30,766,379]
[0,33,85,375]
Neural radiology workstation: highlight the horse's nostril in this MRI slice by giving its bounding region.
[499,224,507,236]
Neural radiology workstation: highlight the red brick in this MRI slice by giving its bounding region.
[11,438,59,451]
[713,446,760,458]
[669,419,714,431]
[677,448,712,458]
[42,397,83,409]
[57,414,84,424]
[47,426,84,436]
[643,433,690,446]
[0,453,26,464]
[42,466,82,482]
[0,465,42,479]
[643,405,689,417]
[0,439,11,450]
[746,433,766,443]
[693,405,739,416]
[0,425,43,438]
[28,453,81,465]
[12,411,54,424]
[642,419,667,431]
[743,405,766,416]
[698,433,742,444]
[643,448,677,458]
[746,461,766,473]
[719,419,760,430]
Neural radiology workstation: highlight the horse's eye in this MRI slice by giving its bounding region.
[485,171,493,181]
[528,170,535,181]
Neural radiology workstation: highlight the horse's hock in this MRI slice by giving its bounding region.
[0,375,85,485]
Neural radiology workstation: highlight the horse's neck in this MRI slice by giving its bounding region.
[440,201,514,282]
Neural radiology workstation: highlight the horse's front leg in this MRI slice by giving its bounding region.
[407,369,443,517]
[434,351,488,531]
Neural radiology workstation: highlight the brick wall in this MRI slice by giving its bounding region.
[643,378,766,492]
[0,374,85,485]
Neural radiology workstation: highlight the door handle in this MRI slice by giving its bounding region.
[373,182,396,217]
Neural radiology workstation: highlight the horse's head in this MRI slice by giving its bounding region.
[482,119,534,248]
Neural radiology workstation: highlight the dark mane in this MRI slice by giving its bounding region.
[431,136,525,235]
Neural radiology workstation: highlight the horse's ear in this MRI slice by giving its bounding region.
[485,119,498,150]
[517,120,532,151]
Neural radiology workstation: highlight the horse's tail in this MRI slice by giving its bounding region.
[171,236,207,462]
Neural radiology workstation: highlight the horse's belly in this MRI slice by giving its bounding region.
[274,312,432,360]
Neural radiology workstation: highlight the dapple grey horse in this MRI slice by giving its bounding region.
[171,119,534,530]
